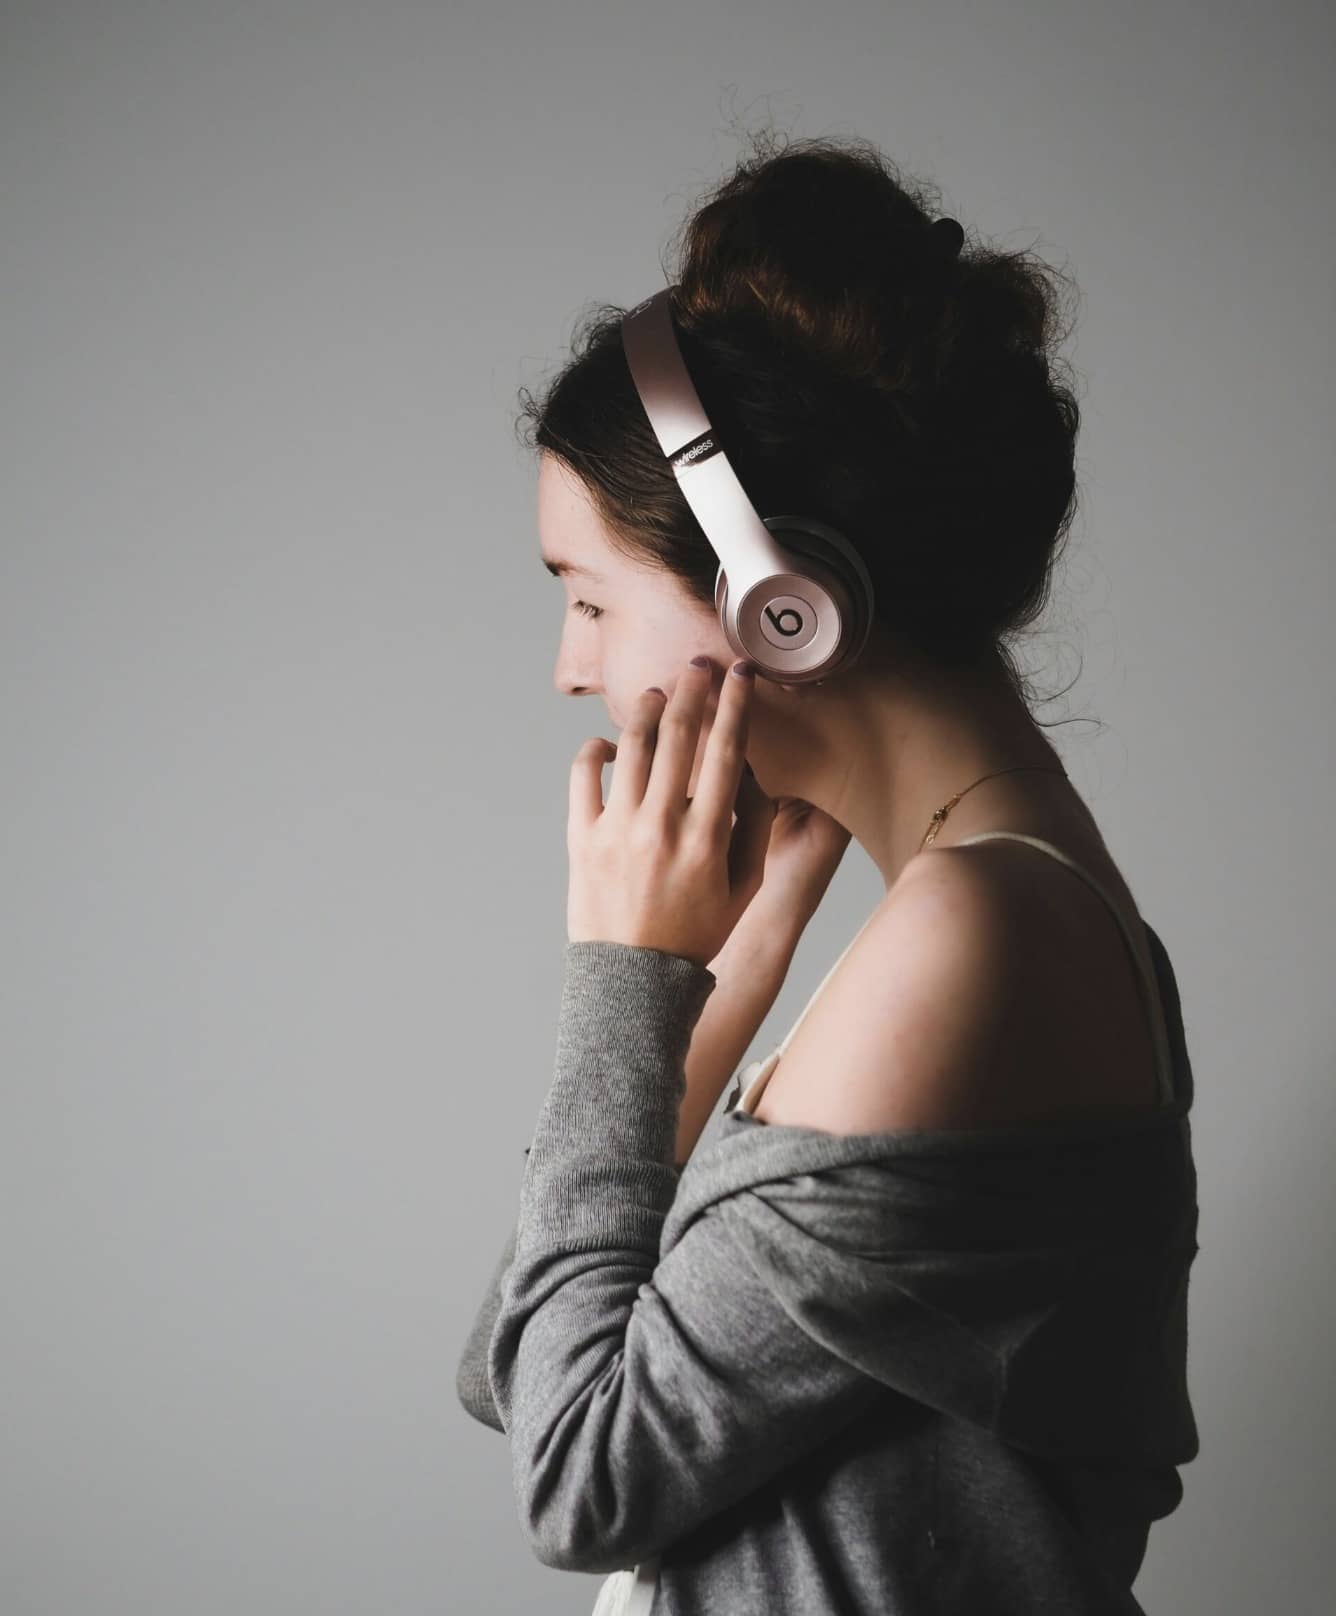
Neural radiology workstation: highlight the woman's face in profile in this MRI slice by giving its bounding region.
[537,453,742,793]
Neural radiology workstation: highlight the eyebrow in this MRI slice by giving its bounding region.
[542,557,605,582]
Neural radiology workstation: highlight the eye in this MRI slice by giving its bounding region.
[572,600,603,620]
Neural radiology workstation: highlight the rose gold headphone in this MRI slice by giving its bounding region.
[620,286,875,685]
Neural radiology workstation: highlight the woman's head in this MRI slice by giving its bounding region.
[522,130,1082,725]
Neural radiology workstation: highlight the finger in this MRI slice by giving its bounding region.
[687,659,755,836]
[640,656,715,816]
[568,736,617,832]
[606,685,667,811]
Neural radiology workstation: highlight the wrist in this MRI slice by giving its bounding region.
[711,901,806,979]
[674,911,800,1168]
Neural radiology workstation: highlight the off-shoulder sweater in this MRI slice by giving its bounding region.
[456,836,1200,1615]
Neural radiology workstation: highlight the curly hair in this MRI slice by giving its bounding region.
[516,129,1085,712]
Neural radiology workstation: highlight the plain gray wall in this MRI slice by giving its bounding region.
[4,2,1333,1612]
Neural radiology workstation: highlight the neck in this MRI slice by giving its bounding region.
[756,631,1076,893]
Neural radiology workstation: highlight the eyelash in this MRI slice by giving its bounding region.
[573,600,603,620]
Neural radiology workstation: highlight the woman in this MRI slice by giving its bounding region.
[457,132,1199,1614]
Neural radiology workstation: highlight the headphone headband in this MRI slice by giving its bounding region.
[620,286,875,684]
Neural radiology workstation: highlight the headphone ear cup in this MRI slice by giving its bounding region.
[767,519,875,677]
[714,516,875,680]
[715,522,872,621]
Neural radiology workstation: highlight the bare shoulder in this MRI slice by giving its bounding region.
[747,839,1162,1135]
[748,851,1029,1135]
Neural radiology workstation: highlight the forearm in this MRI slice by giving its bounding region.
[456,913,801,1432]
[674,912,801,1166]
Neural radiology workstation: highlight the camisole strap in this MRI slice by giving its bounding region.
[955,831,1176,1104]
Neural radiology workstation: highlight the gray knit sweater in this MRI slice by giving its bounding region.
[457,932,1199,1613]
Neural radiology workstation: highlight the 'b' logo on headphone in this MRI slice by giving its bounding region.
[757,592,818,651]
[764,604,805,638]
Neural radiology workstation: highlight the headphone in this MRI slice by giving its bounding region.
[620,286,875,686]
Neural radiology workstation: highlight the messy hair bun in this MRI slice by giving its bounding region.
[517,129,1083,706]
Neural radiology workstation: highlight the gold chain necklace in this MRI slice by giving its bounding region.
[918,765,1070,853]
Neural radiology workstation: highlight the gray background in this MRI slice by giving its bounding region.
[3,2,1332,1612]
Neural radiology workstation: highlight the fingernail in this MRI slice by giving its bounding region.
[645,686,666,697]
[689,655,712,670]
[731,660,756,680]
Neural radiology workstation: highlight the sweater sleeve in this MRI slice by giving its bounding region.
[486,940,887,1575]
[455,1158,687,1433]
[455,1215,517,1432]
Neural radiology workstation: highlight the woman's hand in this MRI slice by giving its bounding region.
[729,793,853,949]
[566,656,775,969]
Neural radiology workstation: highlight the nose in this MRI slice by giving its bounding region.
[553,644,601,702]
[554,665,599,699]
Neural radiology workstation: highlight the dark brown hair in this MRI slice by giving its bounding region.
[516,129,1085,712]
